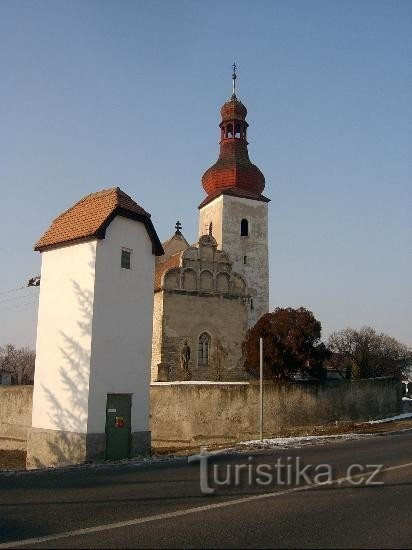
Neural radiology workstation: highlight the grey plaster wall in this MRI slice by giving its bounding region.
[0,386,33,450]
[150,378,402,449]
[0,379,402,456]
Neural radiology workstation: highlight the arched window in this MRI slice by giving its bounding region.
[241,219,249,237]
[198,332,211,366]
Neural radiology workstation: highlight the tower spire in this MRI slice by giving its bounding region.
[201,71,266,200]
[232,62,237,98]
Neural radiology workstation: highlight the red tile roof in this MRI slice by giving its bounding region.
[35,187,163,255]
[201,96,266,200]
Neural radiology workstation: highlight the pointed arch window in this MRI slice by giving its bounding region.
[241,219,249,237]
[198,332,211,366]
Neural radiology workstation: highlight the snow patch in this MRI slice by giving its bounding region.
[368,412,412,424]
[152,381,249,386]
[235,433,370,450]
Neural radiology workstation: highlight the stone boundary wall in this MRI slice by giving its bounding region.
[0,378,401,453]
[0,386,33,450]
[150,378,401,450]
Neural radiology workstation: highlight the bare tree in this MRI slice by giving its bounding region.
[328,327,411,379]
[0,344,36,385]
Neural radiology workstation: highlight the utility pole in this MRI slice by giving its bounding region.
[260,337,263,441]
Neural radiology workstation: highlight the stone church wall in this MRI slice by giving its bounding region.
[159,291,248,381]
[151,292,164,381]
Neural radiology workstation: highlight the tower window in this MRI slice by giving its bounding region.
[198,332,211,366]
[250,298,254,310]
[243,255,247,265]
[121,248,132,269]
[241,219,249,237]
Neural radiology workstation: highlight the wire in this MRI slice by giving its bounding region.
[0,285,27,296]
[0,288,39,305]
[0,301,38,313]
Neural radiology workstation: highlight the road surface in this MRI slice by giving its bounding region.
[0,430,411,548]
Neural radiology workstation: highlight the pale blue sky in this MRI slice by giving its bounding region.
[0,0,411,348]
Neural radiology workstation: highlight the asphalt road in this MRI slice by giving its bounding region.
[0,431,411,549]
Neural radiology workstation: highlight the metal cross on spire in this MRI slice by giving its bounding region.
[232,62,237,97]
[175,220,182,235]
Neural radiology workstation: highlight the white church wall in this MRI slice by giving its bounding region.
[198,195,224,245]
[221,195,269,326]
[87,216,155,434]
[31,240,98,434]
[199,194,269,327]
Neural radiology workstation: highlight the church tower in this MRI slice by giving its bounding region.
[199,66,270,327]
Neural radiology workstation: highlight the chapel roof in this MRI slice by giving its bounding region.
[35,187,164,255]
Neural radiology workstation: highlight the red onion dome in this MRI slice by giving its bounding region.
[220,94,247,122]
[202,94,265,197]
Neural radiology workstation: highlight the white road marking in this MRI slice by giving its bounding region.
[1,461,412,548]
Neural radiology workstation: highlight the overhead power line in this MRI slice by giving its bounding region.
[0,289,39,306]
[0,285,27,296]
[0,300,38,313]
[0,275,41,296]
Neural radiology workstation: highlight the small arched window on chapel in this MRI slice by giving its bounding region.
[241,219,249,237]
[198,332,211,367]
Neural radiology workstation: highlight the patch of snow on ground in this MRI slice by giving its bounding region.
[236,433,370,450]
[368,412,412,424]
[152,381,248,386]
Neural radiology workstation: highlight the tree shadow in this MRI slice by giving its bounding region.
[29,245,97,468]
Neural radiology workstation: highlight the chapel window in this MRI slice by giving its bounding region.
[121,248,132,269]
[198,332,211,366]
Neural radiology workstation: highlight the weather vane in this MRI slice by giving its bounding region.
[232,62,237,97]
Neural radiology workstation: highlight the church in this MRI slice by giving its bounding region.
[26,69,270,466]
[151,69,270,382]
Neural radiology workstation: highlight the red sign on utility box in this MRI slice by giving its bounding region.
[115,416,125,428]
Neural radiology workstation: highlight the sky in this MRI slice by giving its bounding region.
[0,0,411,349]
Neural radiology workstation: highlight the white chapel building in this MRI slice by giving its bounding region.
[27,188,163,468]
